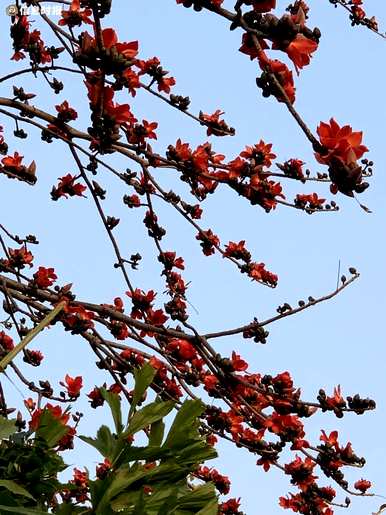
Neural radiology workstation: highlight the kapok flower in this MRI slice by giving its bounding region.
[315,118,368,166]
[354,478,371,493]
[285,34,318,74]
[51,174,86,200]
[55,100,78,122]
[7,246,34,269]
[62,374,83,398]
[251,0,276,12]
[33,266,57,288]
[59,0,93,27]
[240,140,276,167]
[0,331,14,352]
[101,28,139,59]
[29,403,70,431]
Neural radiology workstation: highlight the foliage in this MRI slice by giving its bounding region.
[0,367,219,514]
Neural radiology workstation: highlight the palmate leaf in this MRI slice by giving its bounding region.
[0,418,17,440]
[0,479,35,500]
[94,463,151,514]
[195,498,219,515]
[163,399,205,450]
[0,506,48,515]
[100,388,123,434]
[110,482,218,515]
[175,440,217,467]
[125,400,174,436]
[79,425,116,459]
[130,363,156,418]
[177,483,217,510]
[35,410,69,448]
[148,419,165,447]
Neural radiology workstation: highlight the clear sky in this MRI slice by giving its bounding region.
[0,1,386,513]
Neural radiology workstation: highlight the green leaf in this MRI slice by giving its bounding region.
[55,505,91,514]
[35,409,69,447]
[80,425,116,459]
[130,364,156,418]
[154,489,179,515]
[176,441,217,466]
[163,400,205,449]
[148,419,165,447]
[0,506,48,515]
[95,464,149,514]
[100,388,123,434]
[125,401,174,436]
[89,476,114,510]
[196,498,219,515]
[0,480,35,500]
[178,483,217,510]
[0,418,16,440]
[110,490,140,512]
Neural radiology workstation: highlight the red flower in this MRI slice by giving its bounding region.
[62,374,83,398]
[122,69,140,96]
[126,288,156,318]
[239,33,269,60]
[146,308,168,327]
[354,478,371,493]
[199,109,234,137]
[55,100,78,122]
[173,139,191,161]
[0,331,14,352]
[240,140,276,167]
[72,468,88,487]
[167,339,197,360]
[325,385,346,410]
[230,351,248,371]
[59,0,93,27]
[258,54,296,104]
[159,251,185,271]
[320,430,339,449]
[0,151,36,184]
[315,118,368,166]
[219,498,242,514]
[196,230,220,256]
[24,398,36,411]
[295,193,325,209]
[51,174,86,200]
[196,466,230,495]
[284,455,317,490]
[1,152,36,183]
[281,158,305,180]
[251,0,276,13]
[63,304,94,332]
[102,28,139,59]
[30,403,70,431]
[158,76,176,94]
[96,458,112,479]
[224,241,251,262]
[265,413,304,440]
[88,387,104,408]
[6,246,34,269]
[1,151,23,171]
[33,266,57,288]
[248,262,278,286]
[124,194,141,208]
[143,120,158,140]
[204,374,219,393]
[285,34,318,74]
[23,349,44,366]
[85,83,135,126]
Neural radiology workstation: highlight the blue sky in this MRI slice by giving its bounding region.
[0,1,386,513]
